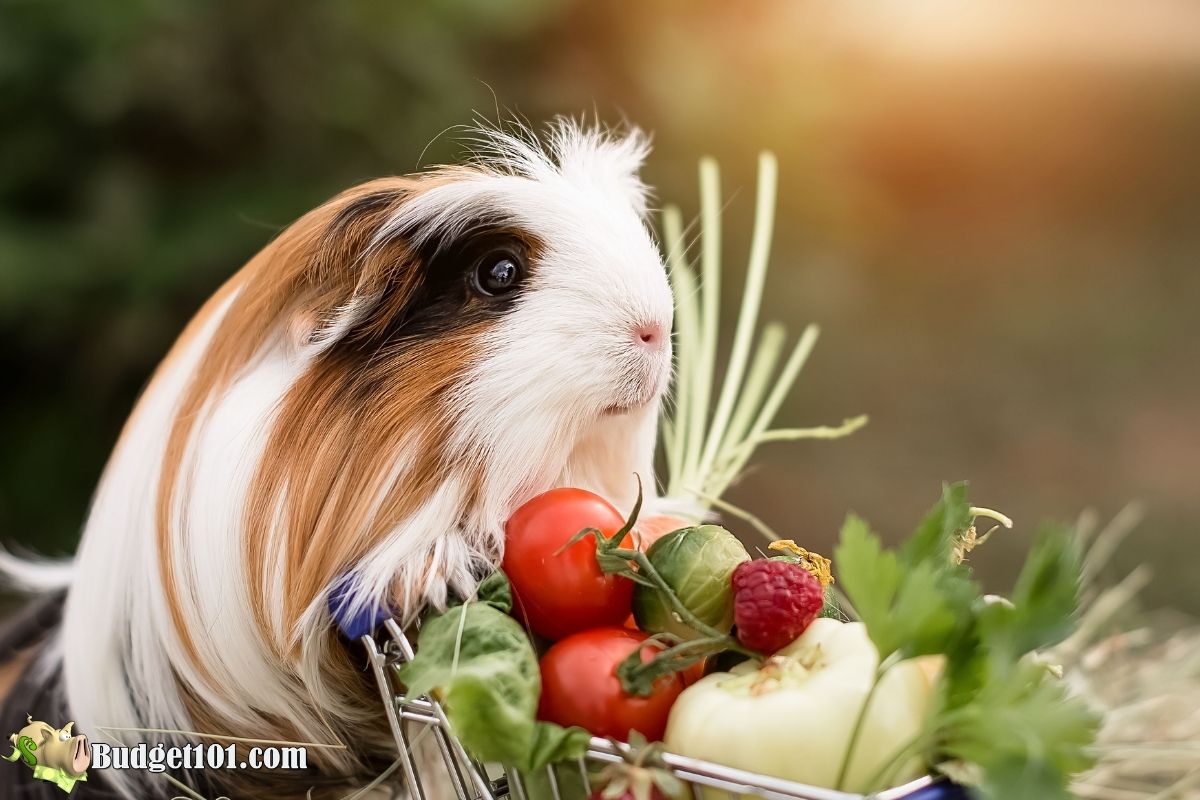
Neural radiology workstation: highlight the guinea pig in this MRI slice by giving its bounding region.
[0,118,674,799]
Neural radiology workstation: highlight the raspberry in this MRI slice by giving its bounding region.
[731,560,824,654]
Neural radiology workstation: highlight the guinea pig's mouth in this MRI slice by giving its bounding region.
[602,401,644,416]
[602,355,670,416]
[602,379,666,416]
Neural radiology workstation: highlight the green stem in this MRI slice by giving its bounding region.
[713,323,819,497]
[688,489,781,542]
[686,159,721,487]
[648,635,727,663]
[969,506,1013,529]
[857,730,935,795]
[618,635,730,694]
[696,152,777,483]
[718,323,786,467]
[835,653,901,791]
[662,204,696,496]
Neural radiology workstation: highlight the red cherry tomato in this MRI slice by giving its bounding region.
[537,627,685,742]
[503,488,634,640]
[681,657,707,686]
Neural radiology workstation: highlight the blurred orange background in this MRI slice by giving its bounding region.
[1,0,1196,611]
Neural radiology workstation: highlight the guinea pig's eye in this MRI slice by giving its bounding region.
[471,252,524,298]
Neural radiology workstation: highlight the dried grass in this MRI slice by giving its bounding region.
[1055,508,1200,800]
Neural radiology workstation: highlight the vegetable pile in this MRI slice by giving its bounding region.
[392,153,1099,800]
[397,481,1099,800]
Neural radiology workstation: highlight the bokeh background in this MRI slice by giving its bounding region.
[1,1,1197,613]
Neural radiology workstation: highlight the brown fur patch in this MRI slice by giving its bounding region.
[149,171,545,800]
[153,176,442,677]
[244,325,488,647]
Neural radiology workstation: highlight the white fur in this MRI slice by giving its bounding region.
[3,119,674,797]
[0,549,73,591]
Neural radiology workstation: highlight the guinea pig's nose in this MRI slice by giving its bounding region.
[633,321,666,350]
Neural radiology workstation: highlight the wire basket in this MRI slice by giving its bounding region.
[362,619,962,800]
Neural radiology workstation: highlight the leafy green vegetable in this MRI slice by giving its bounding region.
[833,514,960,660]
[516,762,591,800]
[398,571,589,772]
[471,569,514,612]
[832,482,1101,798]
[900,482,973,568]
[632,525,749,640]
[980,524,1083,659]
[935,659,1098,800]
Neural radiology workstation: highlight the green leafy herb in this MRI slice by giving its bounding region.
[934,658,1098,800]
[833,513,961,661]
[398,571,589,771]
[900,482,973,568]
[833,483,1101,798]
[982,524,1084,659]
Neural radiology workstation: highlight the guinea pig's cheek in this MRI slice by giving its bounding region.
[634,354,671,400]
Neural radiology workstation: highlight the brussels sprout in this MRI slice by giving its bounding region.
[632,525,750,640]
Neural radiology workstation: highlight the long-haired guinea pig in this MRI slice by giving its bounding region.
[0,118,674,799]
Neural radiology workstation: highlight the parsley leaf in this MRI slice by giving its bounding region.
[840,491,969,662]
[996,524,1083,656]
[832,483,1100,798]
[935,659,1100,800]
[900,481,972,568]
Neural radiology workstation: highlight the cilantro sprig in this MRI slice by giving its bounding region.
[832,482,1101,798]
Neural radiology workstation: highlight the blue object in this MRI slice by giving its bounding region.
[328,572,391,639]
[901,782,973,800]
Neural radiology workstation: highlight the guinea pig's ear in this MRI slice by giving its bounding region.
[600,127,653,218]
[286,182,425,356]
[291,290,384,357]
[552,119,654,218]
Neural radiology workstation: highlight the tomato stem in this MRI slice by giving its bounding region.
[616,634,727,697]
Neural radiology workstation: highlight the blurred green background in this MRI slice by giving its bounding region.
[1,1,1197,612]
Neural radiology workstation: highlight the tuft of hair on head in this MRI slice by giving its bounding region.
[458,114,654,217]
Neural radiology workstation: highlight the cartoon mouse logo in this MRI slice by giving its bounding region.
[2,715,91,794]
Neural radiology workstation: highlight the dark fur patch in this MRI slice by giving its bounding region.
[0,595,125,799]
[376,219,542,342]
